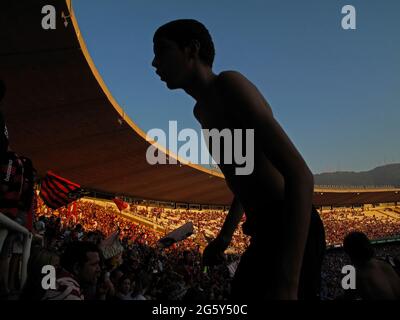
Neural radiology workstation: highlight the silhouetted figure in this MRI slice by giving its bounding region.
[343,232,400,300]
[152,19,325,300]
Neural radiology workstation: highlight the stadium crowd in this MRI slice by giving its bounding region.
[13,197,236,301]
[1,194,399,300]
[320,208,400,245]
[127,204,250,253]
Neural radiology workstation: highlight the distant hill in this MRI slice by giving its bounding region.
[314,163,400,187]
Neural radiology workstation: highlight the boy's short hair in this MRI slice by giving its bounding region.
[154,19,215,67]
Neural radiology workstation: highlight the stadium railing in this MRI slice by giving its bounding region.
[0,212,33,289]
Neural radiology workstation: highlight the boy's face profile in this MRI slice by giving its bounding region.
[152,37,193,90]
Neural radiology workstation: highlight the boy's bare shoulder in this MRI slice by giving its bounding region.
[218,70,244,78]
[216,70,261,100]
[216,70,273,116]
[217,70,249,87]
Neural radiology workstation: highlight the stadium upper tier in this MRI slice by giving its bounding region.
[1,1,399,206]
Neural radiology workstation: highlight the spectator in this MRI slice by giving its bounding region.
[343,232,400,300]
[115,275,133,300]
[132,271,151,300]
[42,241,101,300]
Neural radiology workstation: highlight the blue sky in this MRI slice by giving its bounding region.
[73,0,400,174]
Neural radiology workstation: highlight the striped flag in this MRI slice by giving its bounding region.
[40,171,81,209]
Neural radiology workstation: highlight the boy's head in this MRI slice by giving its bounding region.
[152,19,215,89]
[343,231,374,265]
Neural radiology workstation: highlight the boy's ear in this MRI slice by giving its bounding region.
[186,39,201,58]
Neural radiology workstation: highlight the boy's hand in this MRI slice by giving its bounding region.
[202,237,228,266]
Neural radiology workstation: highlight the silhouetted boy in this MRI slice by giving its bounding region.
[152,20,325,299]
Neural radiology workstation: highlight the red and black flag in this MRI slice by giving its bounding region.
[39,171,82,209]
[113,197,129,212]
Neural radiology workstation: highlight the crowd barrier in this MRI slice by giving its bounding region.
[0,213,33,288]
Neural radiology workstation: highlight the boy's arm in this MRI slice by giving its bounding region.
[218,71,314,299]
[203,196,244,265]
[217,196,244,246]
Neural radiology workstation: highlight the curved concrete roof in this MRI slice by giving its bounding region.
[1,0,399,207]
[0,0,232,205]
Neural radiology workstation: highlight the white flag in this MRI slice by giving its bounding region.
[158,222,194,248]
[100,230,124,259]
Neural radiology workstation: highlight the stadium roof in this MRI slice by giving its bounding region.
[0,0,233,205]
[1,0,400,207]
[313,188,400,207]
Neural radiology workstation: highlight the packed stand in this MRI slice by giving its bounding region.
[319,207,400,246]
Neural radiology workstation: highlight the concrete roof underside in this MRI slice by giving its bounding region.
[1,1,399,207]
